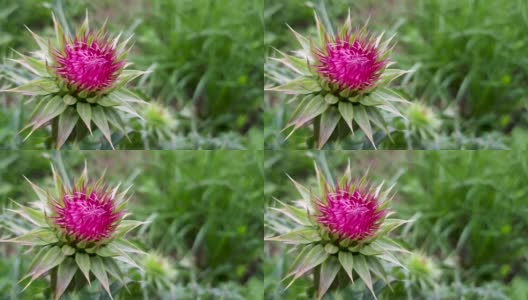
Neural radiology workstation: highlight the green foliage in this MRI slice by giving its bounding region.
[397,150,528,282]
[266,8,410,149]
[134,0,263,134]
[0,0,263,150]
[398,0,528,125]
[133,151,263,283]
[266,162,409,299]
[1,164,145,300]
[264,0,528,149]
[0,151,263,299]
[264,150,528,299]
[0,0,86,56]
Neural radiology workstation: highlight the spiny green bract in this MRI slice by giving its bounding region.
[405,251,441,288]
[141,101,178,143]
[0,163,147,300]
[1,12,149,149]
[404,102,441,140]
[265,162,411,299]
[141,251,178,291]
[267,11,411,149]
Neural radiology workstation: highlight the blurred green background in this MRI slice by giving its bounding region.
[0,150,263,299]
[264,139,528,299]
[0,0,263,150]
[264,0,528,149]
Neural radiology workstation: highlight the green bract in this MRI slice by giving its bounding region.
[0,163,146,299]
[267,11,411,148]
[141,251,178,292]
[405,251,441,289]
[266,162,411,299]
[404,102,441,139]
[141,102,178,143]
[1,13,148,149]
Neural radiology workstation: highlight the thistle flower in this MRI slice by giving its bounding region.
[0,164,146,300]
[142,102,178,142]
[405,102,441,139]
[266,162,411,299]
[1,13,148,149]
[267,11,411,148]
[316,36,386,91]
[405,251,441,288]
[317,186,386,241]
[53,188,123,242]
[141,252,177,291]
[54,37,125,93]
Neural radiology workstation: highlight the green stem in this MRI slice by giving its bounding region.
[313,265,320,299]
[50,268,57,300]
[313,115,321,149]
[51,118,59,149]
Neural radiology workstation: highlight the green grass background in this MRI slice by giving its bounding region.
[264,141,528,299]
[0,151,263,299]
[264,0,528,149]
[0,0,263,150]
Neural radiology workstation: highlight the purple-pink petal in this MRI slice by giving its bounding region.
[54,187,122,242]
[316,37,386,91]
[54,37,124,92]
[317,185,385,241]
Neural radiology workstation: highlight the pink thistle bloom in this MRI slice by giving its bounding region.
[54,36,125,93]
[317,184,386,241]
[54,186,123,242]
[316,36,386,91]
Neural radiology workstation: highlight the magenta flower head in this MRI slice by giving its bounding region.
[317,183,386,241]
[266,162,411,300]
[1,163,146,299]
[267,11,411,149]
[1,13,148,149]
[54,35,125,93]
[53,185,123,242]
[315,36,387,91]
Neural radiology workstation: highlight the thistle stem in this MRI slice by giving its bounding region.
[51,118,59,149]
[313,116,321,149]
[313,265,320,299]
[50,268,57,300]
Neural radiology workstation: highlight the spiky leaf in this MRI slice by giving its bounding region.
[268,77,320,94]
[76,102,92,133]
[91,106,113,148]
[317,106,340,149]
[2,228,57,246]
[338,102,355,132]
[91,256,112,299]
[338,251,354,283]
[353,255,376,299]
[55,257,77,300]
[287,244,328,288]
[287,95,329,130]
[266,228,319,244]
[56,107,79,149]
[28,246,65,280]
[317,256,340,300]
[8,203,46,227]
[28,95,68,130]
[354,105,375,147]
[75,253,91,284]
[2,79,58,95]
